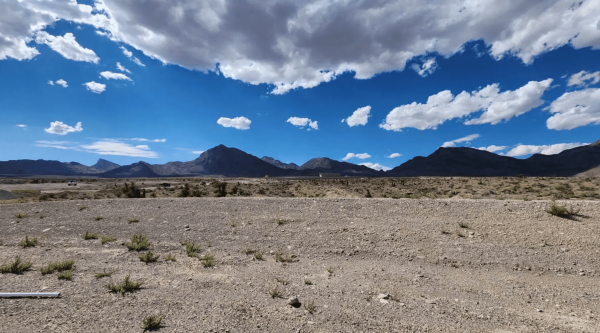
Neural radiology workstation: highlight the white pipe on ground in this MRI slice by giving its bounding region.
[0,292,60,298]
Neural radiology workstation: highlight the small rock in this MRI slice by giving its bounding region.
[536,309,543,312]
[184,225,189,228]
[288,295,301,307]
[377,294,390,304]
[425,299,436,304]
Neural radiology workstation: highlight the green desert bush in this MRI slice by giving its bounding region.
[95,270,116,279]
[19,235,37,247]
[142,314,164,331]
[164,253,176,262]
[40,260,75,275]
[107,275,144,295]
[201,254,214,267]
[0,257,33,274]
[126,234,149,251]
[101,235,118,244]
[183,240,200,258]
[57,270,73,280]
[139,250,160,264]
[81,231,99,240]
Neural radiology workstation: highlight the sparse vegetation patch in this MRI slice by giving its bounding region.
[0,257,33,274]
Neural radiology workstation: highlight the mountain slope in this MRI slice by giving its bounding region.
[91,159,120,172]
[0,159,101,176]
[100,161,159,178]
[300,157,382,176]
[261,157,300,170]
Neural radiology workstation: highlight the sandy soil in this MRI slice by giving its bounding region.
[1,197,599,332]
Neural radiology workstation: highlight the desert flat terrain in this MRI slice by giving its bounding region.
[1,197,599,332]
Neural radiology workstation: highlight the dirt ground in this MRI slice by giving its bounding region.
[1,197,599,332]
[1,176,599,203]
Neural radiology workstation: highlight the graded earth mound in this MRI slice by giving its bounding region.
[0,198,599,332]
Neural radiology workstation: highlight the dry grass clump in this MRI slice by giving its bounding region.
[182,240,200,258]
[19,235,38,247]
[141,314,164,331]
[14,213,28,218]
[94,216,103,221]
[201,254,214,267]
[164,253,176,262]
[139,250,160,264]
[57,270,73,280]
[0,257,33,274]
[547,202,582,219]
[107,275,144,295]
[126,234,150,251]
[40,260,75,275]
[95,270,116,279]
[127,218,139,224]
[81,231,99,240]
[101,235,117,244]
[254,251,264,261]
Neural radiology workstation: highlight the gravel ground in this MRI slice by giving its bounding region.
[1,197,599,332]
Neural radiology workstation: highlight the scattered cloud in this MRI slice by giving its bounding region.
[132,57,145,66]
[192,151,205,155]
[100,71,132,80]
[48,79,68,87]
[381,79,552,131]
[286,117,318,130]
[505,142,588,157]
[477,145,508,153]
[411,58,438,77]
[130,138,166,142]
[120,46,133,58]
[567,71,600,87]
[35,32,99,63]
[84,81,106,94]
[3,1,600,94]
[546,88,600,130]
[387,153,402,158]
[44,121,83,135]
[55,79,68,88]
[342,106,371,127]
[35,140,77,150]
[342,153,371,161]
[116,62,131,73]
[217,116,251,130]
[81,140,158,158]
[441,134,480,148]
[359,162,392,172]
[16,124,27,128]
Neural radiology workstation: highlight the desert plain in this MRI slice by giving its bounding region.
[1,177,600,332]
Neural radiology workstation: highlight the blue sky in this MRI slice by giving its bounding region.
[1,1,600,171]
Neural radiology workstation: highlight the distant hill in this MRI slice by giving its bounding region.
[100,161,159,178]
[299,157,382,176]
[0,159,101,176]
[261,157,300,170]
[91,159,120,172]
[2,139,599,178]
[388,140,600,177]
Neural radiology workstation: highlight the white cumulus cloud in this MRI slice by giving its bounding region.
[359,162,391,172]
[100,71,132,80]
[287,117,318,130]
[217,116,251,130]
[567,71,600,87]
[16,124,27,128]
[342,106,370,127]
[116,62,131,73]
[35,31,99,63]
[387,153,402,158]
[3,1,600,94]
[81,140,158,158]
[477,145,508,153]
[381,79,552,131]
[441,134,480,148]
[506,142,588,157]
[411,58,438,77]
[84,81,106,94]
[120,46,133,58]
[44,121,83,135]
[546,88,600,130]
[130,138,166,142]
[55,79,68,87]
[342,153,371,161]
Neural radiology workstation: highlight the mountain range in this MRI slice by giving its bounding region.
[1,140,599,178]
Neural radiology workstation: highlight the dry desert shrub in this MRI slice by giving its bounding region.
[142,314,164,331]
[107,275,144,295]
[40,260,75,275]
[19,235,37,247]
[81,231,99,240]
[139,250,160,264]
[126,234,150,251]
[0,257,33,274]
